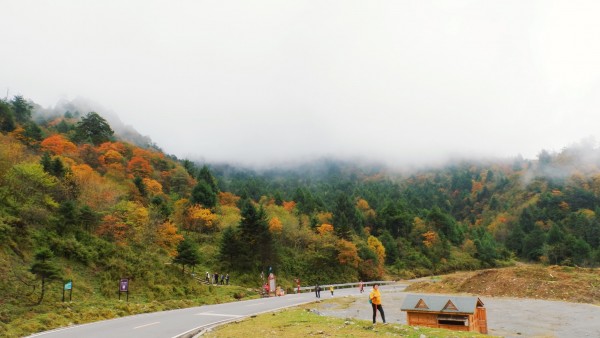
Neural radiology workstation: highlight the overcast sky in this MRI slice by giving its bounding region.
[2,1,600,167]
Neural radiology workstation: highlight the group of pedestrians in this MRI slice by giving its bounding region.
[206,272,230,285]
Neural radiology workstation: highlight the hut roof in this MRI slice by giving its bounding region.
[401,294,484,314]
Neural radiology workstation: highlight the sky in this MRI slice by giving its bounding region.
[2,1,600,168]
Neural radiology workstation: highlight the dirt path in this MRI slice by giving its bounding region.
[316,284,600,338]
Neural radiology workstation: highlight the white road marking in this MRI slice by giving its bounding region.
[195,312,243,318]
[133,322,160,329]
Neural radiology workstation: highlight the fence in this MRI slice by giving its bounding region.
[298,280,397,293]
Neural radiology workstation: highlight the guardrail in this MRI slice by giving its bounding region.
[297,280,397,293]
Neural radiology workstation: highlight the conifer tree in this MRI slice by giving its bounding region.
[30,248,62,304]
[173,238,201,275]
[74,112,114,145]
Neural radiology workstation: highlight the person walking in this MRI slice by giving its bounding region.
[225,274,229,285]
[369,284,386,325]
[329,285,334,297]
[315,283,320,298]
[359,280,364,293]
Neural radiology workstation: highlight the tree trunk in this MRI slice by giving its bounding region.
[37,277,45,305]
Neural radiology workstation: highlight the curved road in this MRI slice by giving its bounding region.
[28,285,398,338]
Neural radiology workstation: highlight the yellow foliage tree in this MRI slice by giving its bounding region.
[171,198,189,228]
[186,205,218,233]
[317,223,334,235]
[356,198,371,211]
[71,163,124,211]
[336,239,360,268]
[461,238,478,256]
[142,177,163,196]
[422,230,438,248]
[316,212,332,225]
[367,235,386,267]
[269,217,283,233]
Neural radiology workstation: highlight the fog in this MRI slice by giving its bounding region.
[2,1,600,168]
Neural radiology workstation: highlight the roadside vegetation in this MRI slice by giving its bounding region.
[204,302,494,338]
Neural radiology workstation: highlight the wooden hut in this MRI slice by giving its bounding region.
[401,294,487,334]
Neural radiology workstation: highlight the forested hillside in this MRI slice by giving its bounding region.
[1,95,599,334]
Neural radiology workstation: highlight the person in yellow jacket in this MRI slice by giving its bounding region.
[369,284,386,325]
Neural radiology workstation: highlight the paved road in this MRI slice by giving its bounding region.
[28,286,379,338]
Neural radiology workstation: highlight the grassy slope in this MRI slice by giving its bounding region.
[406,264,600,304]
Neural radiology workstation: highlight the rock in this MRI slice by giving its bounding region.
[420,334,427,338]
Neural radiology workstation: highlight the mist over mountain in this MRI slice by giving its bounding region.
[31,97,156,149]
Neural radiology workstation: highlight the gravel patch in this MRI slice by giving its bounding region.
[317,284,600,338]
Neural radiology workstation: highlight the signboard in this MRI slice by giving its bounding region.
[120,279,129,292]
[62,279,73,302]
[119,278,129,301]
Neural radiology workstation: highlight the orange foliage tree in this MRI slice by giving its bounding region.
[96,201,149,245]
[97,214,128,246]
[268,217,283,233]
[127,156,152,178]
[155,220,184,256]
[218,191,241,207]
[282,200,296,212]
[40,134,77,155]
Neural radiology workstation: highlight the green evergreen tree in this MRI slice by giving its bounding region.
[79,205,99,233]
[0,99,16,132]
[378,230,399,264]
[236,199,272,272]
[74,112,114,145]
[23,121,43,142]
[191,180,217,208]
[30,248,62,304]
[56,200,80,235]
[40,152,52,173]
[332,193,361,240]
[11,95,33,123]
[134,176,147,197]
[173,238,201,275]
[219,226,240,270]
[198,165,219,194]
[51,158,66,178]
[56,120,71,133]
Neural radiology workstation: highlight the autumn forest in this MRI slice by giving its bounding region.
[1,95,600,335]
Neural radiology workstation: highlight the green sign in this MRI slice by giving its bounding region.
[64,280,72,290]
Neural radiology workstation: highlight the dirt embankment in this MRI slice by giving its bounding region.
[406,264,600,304]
